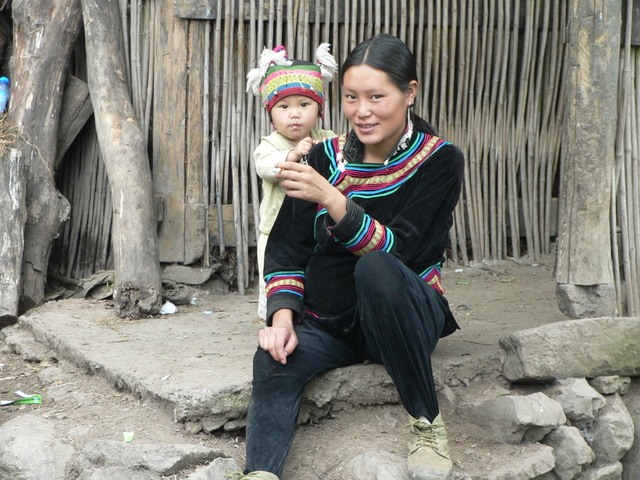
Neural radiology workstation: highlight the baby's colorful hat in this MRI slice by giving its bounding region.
[246,44,338,114]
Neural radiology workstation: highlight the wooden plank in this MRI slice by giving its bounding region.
[186,21,205,205]
[556,0,620,286]
[184,20,206,264]
[173,0,344,21]
[208,204,256,247]
[184,203,206,264]
[174,0,215,18]
[153,0,188,262]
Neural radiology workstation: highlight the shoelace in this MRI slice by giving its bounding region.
[408,418,439,449]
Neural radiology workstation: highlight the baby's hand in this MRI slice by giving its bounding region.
[289,137,315,162]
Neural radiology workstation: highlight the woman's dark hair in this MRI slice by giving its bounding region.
[341,34,437,136]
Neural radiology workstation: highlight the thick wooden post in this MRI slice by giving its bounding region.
[10,0,82,312]
[556,0,621,318]
[0,149,25,327]
[82,0,162,317]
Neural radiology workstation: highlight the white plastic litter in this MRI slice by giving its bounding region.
[160,301,177,315]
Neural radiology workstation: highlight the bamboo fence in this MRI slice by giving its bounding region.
[49,0,640,314]
[612,0,640,316]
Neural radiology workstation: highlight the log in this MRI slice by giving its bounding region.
[0,149,25,327]
[56,75,93,166]
[10,0,82,313]
[82,0,162,317]
[555,0,620,318]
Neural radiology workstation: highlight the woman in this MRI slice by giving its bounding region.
[239,34,464,480]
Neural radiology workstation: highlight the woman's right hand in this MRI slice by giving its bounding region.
[258,310,298,364]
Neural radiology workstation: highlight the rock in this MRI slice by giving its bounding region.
[301,363,400,423]
[578,462,623,480]
[548,378,606,427]
[37,362,78,386]
[0,414,75,480]
[1,324,57,362]
[79,467,161,480]
[621,389,640,479]
[587,376,631,396]
[457,392,566,444]
[589,394,634,464]
[542,425,595,479]
[162,265,217,285]
[202,275,230,294]
[349,451,408,480]
[556,283,617,319]
[74,440,227,477]
[499,317,640,382]
[185,457,241,480]
[468,443,556,480]
[452,473,474,480]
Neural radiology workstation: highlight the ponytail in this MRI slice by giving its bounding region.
[410,111,437,136]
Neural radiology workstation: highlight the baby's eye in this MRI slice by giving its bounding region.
[301,101,311,107]
[278,104,288,109]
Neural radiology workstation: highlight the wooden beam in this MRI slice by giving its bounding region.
[555,0,620,317]
[208,204,256,247]
[0,149,25,327]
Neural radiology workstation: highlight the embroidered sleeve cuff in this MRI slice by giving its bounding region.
[328,197,365,241]
[266,293,305,326]
[329,198,392,256]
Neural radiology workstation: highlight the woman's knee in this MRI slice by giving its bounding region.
[355,251,404,294]
[355,250,396,281]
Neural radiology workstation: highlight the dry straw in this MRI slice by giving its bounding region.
[0,115,17,157]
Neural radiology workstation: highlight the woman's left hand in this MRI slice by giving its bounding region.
[274,162,347,221]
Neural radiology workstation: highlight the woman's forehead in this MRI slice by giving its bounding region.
[343,65,395,89]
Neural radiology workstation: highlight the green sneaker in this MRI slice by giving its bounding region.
[407,413,453,480]
[226,471,280,480]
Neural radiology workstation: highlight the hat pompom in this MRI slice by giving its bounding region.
[316,43,338,83]
[246,46,292,95]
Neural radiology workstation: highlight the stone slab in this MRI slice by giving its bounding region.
[10,294,510,430]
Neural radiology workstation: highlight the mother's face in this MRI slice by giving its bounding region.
[342,64,417,160]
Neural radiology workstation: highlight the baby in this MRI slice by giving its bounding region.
[247,44,337,319]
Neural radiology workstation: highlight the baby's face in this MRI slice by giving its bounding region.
[270,95,321,143]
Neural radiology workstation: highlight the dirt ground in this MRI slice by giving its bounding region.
[0,254,568,479]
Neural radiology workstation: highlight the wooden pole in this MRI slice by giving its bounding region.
[211,0,224,253]
[202,21,211,267]
[556,0,620,318]
[11,0,82,311]
[82,0,162,317]
[0,149,25,327]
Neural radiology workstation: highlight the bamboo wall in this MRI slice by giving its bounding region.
[49,0,640,314]
[614,17,640,316]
